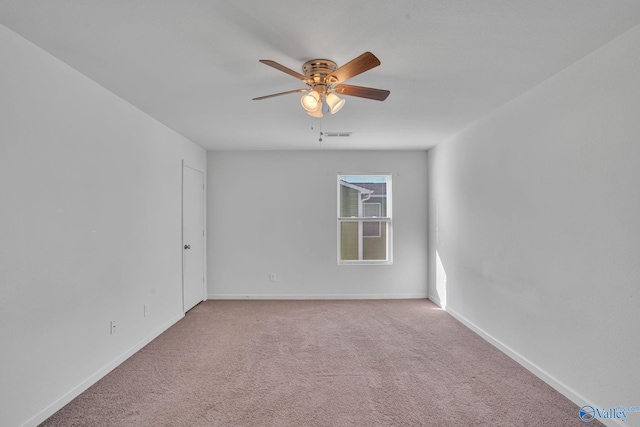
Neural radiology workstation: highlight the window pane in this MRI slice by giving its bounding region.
[339,221,387,261]
[339,175,388,218]
[363,221,381,238]
[340,222,359,260]
[340,183,360,217]
[363,203,381,237]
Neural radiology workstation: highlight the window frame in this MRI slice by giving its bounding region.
[337,173,393,265]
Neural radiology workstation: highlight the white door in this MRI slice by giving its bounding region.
[182,164,205,312]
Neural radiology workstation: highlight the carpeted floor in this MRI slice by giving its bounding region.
[40,299,599,426]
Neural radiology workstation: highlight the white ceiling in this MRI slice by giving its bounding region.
[2,0,640,151]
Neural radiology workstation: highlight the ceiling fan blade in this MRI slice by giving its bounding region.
[327,52,381,84]
[259,60,310,82]
[252,88,308,101]
[333,84,390,101]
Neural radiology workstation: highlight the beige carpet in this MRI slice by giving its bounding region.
[40,299,599,426]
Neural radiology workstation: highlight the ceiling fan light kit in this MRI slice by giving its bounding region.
[325,92,345,114]
[307,104,324,118]
[253,52,390,118]
[301,89,321,112]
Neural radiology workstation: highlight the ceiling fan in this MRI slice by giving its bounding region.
[253,52,390,117]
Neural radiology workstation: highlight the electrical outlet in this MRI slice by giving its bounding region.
[110,320,116,335]
[269,273,277,282]
[144,304,149,317]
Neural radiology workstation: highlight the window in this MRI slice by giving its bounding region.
[337,174,392,265]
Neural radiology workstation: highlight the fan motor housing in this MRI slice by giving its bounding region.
[302,59,337,84]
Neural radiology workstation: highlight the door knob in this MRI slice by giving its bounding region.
[184,244,191,250]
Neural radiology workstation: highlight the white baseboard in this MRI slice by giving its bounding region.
[436,298,628,426]
[24,299,620,426]
[443,306,603,417]
[444,306,628,427]
[208,293,428,300]
[22,312,185,427]
[427,293,442,307]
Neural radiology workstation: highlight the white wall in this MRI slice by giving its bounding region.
[0,25,206,427]
[207,150,428,299]
[428,25,640,425]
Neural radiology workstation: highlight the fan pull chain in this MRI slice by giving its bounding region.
[310,118,323,148]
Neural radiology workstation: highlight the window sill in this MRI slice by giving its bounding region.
[338,260,393,266]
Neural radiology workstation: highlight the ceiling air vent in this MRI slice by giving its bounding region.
[324,132,352,137]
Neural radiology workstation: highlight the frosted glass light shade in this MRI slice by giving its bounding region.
[325,92,345,114]
[301,90,321,112]
[306,99,323,117]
